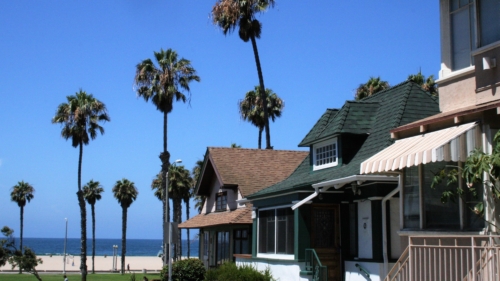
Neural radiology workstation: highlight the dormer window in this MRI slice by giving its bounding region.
[313,138,338,170]
[216,191,227,211]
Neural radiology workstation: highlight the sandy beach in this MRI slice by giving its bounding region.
[0,255,165,273]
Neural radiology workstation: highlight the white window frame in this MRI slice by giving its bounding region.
[256,204,295,260]
[312,138,338,171]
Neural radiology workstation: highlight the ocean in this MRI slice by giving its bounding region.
[17,238,199,257]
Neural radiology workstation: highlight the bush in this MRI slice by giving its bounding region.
[204,262,275,281]
[160,258,206,281]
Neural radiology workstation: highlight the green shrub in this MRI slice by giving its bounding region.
[160,258,206,281]
[204,262,275,281]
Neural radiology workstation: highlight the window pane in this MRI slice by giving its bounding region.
[465,182,485,229]
[404,166,420,228]
[480,0,500,46]
[460,0,469,7]
[423,162,460,229]
[258,210,273,253]
[267,212,275,253]
[451,0,459,11]
[451,8,473,70]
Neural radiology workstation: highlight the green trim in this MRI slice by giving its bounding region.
[252,216,257,258]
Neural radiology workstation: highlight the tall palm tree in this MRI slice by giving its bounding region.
[52,90,109,281]
[408,71,438,96]
[168,165,192,260]
[134,48,200,224]
[82,180,104,274]
[112,178,138,275]
[212,0,275,149]
[151,173,165,225]
[239,86,284,149]
[10,181,34,274]
[355,76,390,100]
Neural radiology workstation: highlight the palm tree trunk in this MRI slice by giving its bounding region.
[78,142,88,281]
[258,127,263,149]
[121,206,127,274]
[19,206,24,274]
[91,204,96,274]
[250,34,271,149]
[175,198,182,261]
[187,200,190,259]
[164,111,168,155]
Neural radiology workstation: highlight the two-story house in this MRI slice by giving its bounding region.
[236,81,440,281]
[359,1,500,280]
[178,147,307,268]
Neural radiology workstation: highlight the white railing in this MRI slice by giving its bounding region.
[385,235,500,281]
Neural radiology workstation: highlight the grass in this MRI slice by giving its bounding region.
[0,273,161,281]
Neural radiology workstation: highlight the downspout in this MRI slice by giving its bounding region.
[382,172,402,279]
[291,186,320,210]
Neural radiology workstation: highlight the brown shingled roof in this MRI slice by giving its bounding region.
[204,147,308,198]
[178,208,252,229]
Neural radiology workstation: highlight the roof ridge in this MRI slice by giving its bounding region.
[208,147,308,153]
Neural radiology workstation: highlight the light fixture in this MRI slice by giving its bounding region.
[483,57,496,70]
[352,182,361,195]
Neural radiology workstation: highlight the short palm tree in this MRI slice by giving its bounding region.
[355,76,390,100]
[82,180,104,274]
[168,165,192,260]
[212,0,275,149]
[52,90,109,281]
[239,86,284,149]
[112,178,138,275]
[134,48,199,223]
[10,181,35,274]
[182,185,192,258]
[192,159,206,214]
[408,71,438,96]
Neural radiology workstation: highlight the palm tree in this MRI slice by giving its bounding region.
[182,185,192,258]
[82,180,104,274]
[212,0,275,149]
[52,90,109,281]
[134,48,200,224]
[355,76,390,100]
[168,164,192,260]
[192,159,206,215]
[10,181,34,274]
[112,178,138,274]
[151,173,165,224]
[408,71,438,96]
[239,86,284,149]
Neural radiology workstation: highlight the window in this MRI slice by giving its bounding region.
[234,229,250,255]
[449,0,500,71]
[216,191,227,211]
[216,231,229,265]
[258,207,294,256]
[312,138,338,170]
[403,162,484,230]
[403,166,420,229]
[450,0,476,70]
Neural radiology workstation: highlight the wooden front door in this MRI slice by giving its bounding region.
[311,204,341,281]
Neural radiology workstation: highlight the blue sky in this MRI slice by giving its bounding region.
[0,1,440,240]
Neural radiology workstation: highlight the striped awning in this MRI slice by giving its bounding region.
[360,122,481,174]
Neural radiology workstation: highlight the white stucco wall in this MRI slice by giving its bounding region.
[235,258,311,281]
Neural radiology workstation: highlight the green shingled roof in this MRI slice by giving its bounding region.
[248,81,440,199]
[299,101,380,146]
